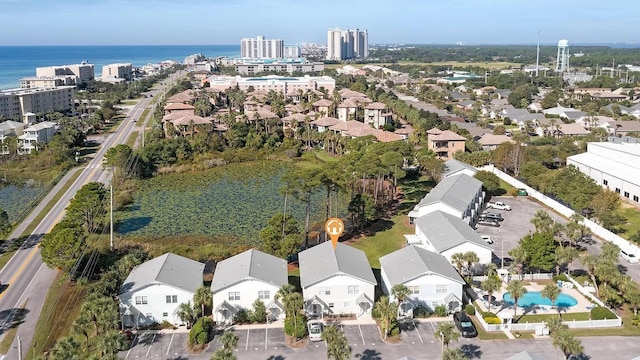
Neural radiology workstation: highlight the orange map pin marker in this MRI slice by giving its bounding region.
[325,218,344,249]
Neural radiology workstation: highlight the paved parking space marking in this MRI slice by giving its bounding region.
[166,332,174,356]
[357,324,366,346]
[413,320,424,344]
[265,327,268,350]
[125,333,139,358]
[267,327,286,350]
[245,329,250,351]
[251,329,266,351]
[341,325,363,348]
[145,333,156,358]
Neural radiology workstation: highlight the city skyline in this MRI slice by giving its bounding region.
[1,0,639,46]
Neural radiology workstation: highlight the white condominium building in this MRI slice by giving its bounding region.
[101,63,133,81]
[36,61,95,85]
[283,45,301,58]
[20,76,76,89]
[208,75,335,95]
[327,28,368,60]
[240,36,284,59]
[0,86,75,121]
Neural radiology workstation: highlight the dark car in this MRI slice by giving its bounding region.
[477,218,500,227]
[453,311,477,338]
[480,212,504,221]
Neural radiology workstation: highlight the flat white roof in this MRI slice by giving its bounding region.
[589,141,640,158]
[568,152,640,186]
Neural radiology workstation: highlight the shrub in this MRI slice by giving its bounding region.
[482,311,498,319]
[249,299,267,323]
[413,306,431,318]
[236,309,249,324]
[553,274,568,282]
[189,317,214,345]
[485,317,502,324]
[590,306,617,320]
[632,315,640,327]
[284,314,307,339]
[508,188,520,197]
[389,320,401,336]
[434,304,448,317]
[465,304,476,316]
[503,118,512,125]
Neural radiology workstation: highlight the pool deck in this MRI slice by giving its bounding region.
[474,282,595,317]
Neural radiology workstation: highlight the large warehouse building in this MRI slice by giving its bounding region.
[567,140,640,204]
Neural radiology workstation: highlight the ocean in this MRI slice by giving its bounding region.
[0,45,240,90]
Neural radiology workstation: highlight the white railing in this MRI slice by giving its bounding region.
[476,316,622,332]
[566,274,606,307]
[474,310,502,331]
[472,272,553,282]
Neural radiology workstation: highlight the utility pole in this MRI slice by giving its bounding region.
[535,30,541,77]
[17,335,22,360]
[110,183,114,251]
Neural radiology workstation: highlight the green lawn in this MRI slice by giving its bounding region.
[470,315,508,340]
[347,214,411,269]
[618,204,640,240]
[136,107,150,126]
[126,131,139,147]
[515,312,590,323]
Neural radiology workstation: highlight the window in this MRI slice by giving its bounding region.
[634,195,639,202]
[258,291,270,300]
[436,285,448,294]
[328,303,334,308]
[166,295,177,303]
[319,287,331,296]
[407,286,419,294]
[135,296,148,305]
[603,179,608,185]
[347,285,359,295]
[146,313,152,318]
[162,312,168,317]
[615,188,621,194]
[228,292,240,301]
[624,192,630,198]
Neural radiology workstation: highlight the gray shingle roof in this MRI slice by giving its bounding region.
[380,246,464,286]
[120,253,204,295]
[299,242,376,289]
[210,249,287,293]
[414,211,491,252]
[415,174,482,214]
[443,159,477,178]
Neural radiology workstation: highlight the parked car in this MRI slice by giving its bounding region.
[486,201,511,211]
[477,219,500,227]
[517,188,528,196]
[480,212,503,221]
[307,320,324,341]
[453,311,477,338]
[480,235,493,244]
[620,250,639,264]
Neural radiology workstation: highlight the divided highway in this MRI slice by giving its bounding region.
[0,71,182,359]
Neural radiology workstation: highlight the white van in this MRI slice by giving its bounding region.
[620,250,639,264]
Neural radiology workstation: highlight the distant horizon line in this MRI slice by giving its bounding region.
[1,42,639,47]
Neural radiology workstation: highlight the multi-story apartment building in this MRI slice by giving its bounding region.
[101,63,133,81]
[240,36,284,59]
[326,28,368,60]
[208,75,335,95]
[283,45,301,58]
[36,61,94,85]
[20,76,75,89]
[0,86,75,121]
[235,61,324,75]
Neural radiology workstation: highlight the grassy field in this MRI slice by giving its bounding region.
[398,60,521,70]
[136,107,150,126]
[26,274,87,359]
[126,131,139,147]
[347,215,412,269]
[618,203,640,240]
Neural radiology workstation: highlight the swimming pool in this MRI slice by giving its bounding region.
[502,291,578,308]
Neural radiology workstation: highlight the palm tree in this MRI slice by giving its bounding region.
[50,336,81,360]
[219,330,239,350]
[581,254,600,297]
[463,251,479,276]
[72,312,93,350]
[621,276,640,315]
[211,348,236,360]
[506,280,527,318]
[551,327,584,359]
[531,211,554,234]
[193,285,212,326]
[322,325,352,360]
[391,284,411,317]
[442,348,469,360]
[508,245,529,280]
[98,330,126,356]
[451,252,466,275]
[480,275,501,313]
[554,246,579,276]
[541,283,562,315]
[434,322,460,356]
[177,301,197,327]
[374,295,397,339]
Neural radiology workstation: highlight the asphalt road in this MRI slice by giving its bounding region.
[0,70,184,359]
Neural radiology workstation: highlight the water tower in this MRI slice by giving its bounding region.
[556,39,569,72]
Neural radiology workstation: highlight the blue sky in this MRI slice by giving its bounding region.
[1,0,638,46]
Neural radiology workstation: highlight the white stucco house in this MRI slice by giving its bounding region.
[18,121,57,154]
[406,210,493,265]
[299,241,376,319]
[380,246,465,316]
[210,249,288,324]
[408,173,485,225]
[119,253,205,328]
